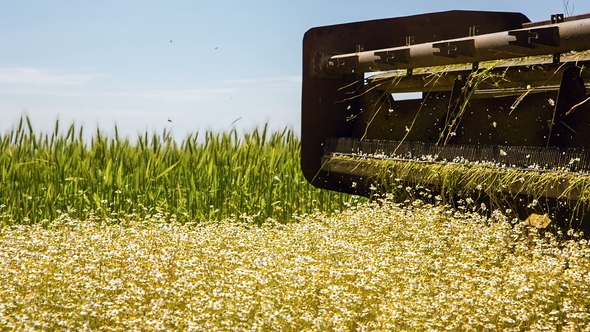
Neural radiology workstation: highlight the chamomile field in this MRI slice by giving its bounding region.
[1,118,590,331]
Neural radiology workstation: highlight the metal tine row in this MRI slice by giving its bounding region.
[325,137,590,172]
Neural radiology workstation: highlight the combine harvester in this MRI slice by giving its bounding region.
[301,10,590,230]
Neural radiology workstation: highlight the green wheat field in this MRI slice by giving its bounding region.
[1,117,589,331]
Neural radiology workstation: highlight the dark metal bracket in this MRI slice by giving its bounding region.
[555,66,589,116]
[433,39,475,58]
[374,49,411,66]
[548,65,589,146]
[508,26,560,48]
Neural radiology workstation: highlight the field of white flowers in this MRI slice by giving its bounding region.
[1,199,588,331]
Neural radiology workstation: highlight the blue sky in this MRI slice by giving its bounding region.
[1,0,589,140]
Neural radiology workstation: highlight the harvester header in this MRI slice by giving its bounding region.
[301,10,590,228]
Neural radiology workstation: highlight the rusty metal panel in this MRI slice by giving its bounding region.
[302,11,530,193]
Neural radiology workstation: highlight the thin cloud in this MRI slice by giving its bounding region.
[100,88,236,101]
[143,88,236,101]
[0,89,89,96]
[0,87,235,101]
[0,67,105,85]
[222,75,302,85]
